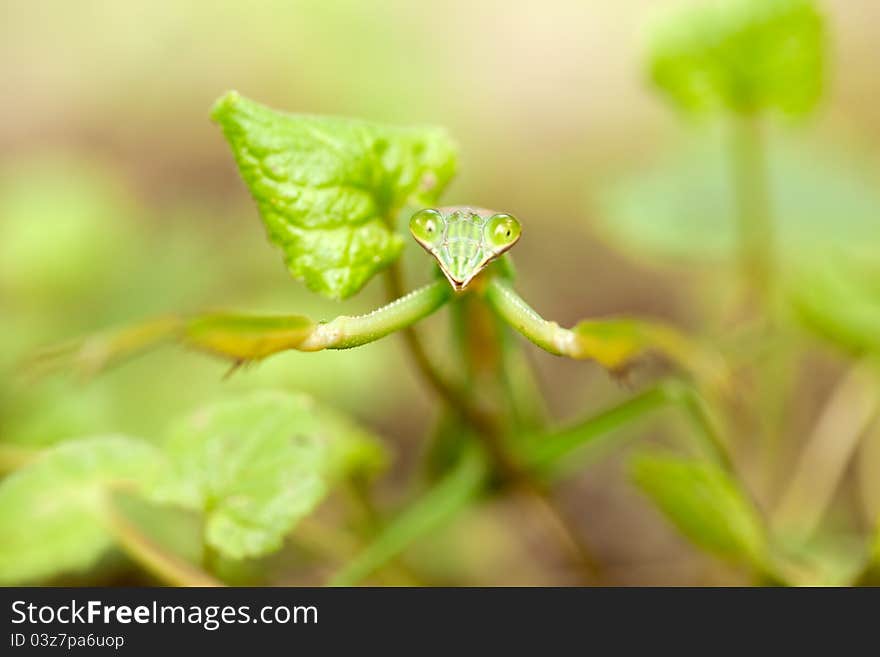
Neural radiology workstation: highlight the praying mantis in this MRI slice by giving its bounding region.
[37,205,718,387]
[31,203,727,585]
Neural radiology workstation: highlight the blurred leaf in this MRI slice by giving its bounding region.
[630,452,767,570]
[154,390,386,560]
[331,448,486,586]
[772,531,867,586]
[0,435,164,584]
[648,0,824,116]
[212,92,458,299]
[598,139,880,268]
[789,256,880,355]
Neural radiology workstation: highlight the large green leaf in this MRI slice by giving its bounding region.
[154,390,386,560]
[212,92,458,299]
[630,452,767,570]
[789,255,880,355]
[648,0,824,116]
[0,435,164,584]
[597,139,880,269]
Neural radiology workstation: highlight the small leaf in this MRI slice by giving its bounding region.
[648,0,824,116]
[154,390,386,560]
[212,92,458,299]
[0,436,165,584]
[630,452,767,570]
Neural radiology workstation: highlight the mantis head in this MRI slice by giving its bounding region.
[409,207,521,291]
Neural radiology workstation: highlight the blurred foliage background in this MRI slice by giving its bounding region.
[2,0,880,585]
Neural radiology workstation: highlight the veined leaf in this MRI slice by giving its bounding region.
[153,390,386,560]
[0,436,164,584]
[648,0,824,116]
[630,452,767,570]
[212,92,458,299]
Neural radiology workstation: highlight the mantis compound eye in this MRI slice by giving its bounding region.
[409,208,445,248]
[486,213,521,252]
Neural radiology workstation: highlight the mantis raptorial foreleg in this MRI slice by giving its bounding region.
[30,280,453,377]
[481,277,725,390]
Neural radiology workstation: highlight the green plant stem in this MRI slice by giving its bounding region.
[729,114,774,306]
[521,380,732,475]
[201,502,223,578]
[295,518,421,585]
[382,264,501,441]
[383,264,601,582]
[106,501,222,587]
[330,449,487,586]
[772,361,880,537]
[523,386,674,473]
[495,312,550,433]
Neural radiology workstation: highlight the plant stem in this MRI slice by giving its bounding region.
[729,114,774,306]
[772,361,880,537]
[330,448,486,586]
[521,380,732,476]
[384,263,601,582]
[383,263,499,438]
[522,385,674,472]
[106,501,222,587]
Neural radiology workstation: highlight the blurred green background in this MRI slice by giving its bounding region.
[2,0,880,585]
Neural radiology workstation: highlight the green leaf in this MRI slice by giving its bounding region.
[630,452,767,570]
[789,256,880,355]
[772,531,868,586]
[0,435,164,584]
[597,138,880,269]
[154,390,386,560]
[212,92,458,299]
[648,0,824,116]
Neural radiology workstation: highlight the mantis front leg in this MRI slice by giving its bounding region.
[482,277,724,389]
[32,280,453,376]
